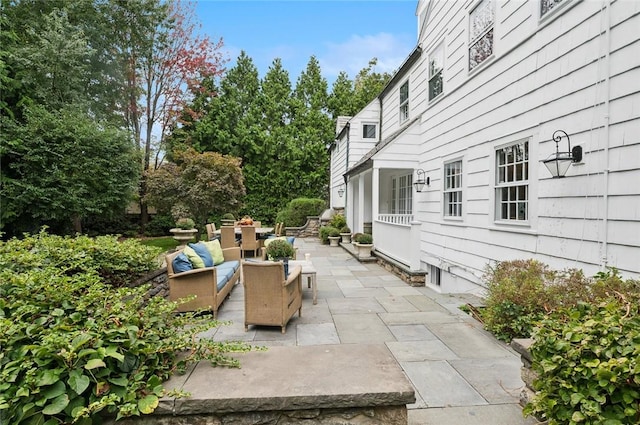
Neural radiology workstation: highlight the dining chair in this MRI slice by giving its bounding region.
[252,221,261,228]
[206,223,217,241]
[220,226,240,249]
[240,225,260,258]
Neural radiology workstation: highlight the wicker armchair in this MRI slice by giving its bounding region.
[242,261,302,333]
[166,246,241,319]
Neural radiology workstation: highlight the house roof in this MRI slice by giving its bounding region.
[379,45,422,99]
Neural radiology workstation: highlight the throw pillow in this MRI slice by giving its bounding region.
[172,252,193,273]
[188,242,214,268]
[183,245,205,269]
[202,239,225,265]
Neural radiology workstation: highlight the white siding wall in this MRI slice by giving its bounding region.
[412,0,640,288]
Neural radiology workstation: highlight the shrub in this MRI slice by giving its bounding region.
[0,231,253,424]
[222,213,236,220]
[0,230,161,288]
[340,226,351,234]
[319,226,339,244]
[174,217,195,229]
[524,288,640,424]
[144,213,174,237]
[354,233,373,244]
[264,239,295,260]
[275,198,326,227]
[329,214,346,230]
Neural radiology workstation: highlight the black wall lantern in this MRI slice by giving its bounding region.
[413,169,430,192]
[542,130,583,178]
[337,184,345,198]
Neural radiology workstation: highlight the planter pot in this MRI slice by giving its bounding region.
[340,233,352,244]
[221,219,235,227]
[170,228,198,248]
[328,236,340,247]
[354,242,373,258]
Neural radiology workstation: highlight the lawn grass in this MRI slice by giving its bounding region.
[139,236,180,252]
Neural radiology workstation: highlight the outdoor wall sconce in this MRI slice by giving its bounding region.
[542,130,583,178]
[413,169,429,192]
[337,184,345,198]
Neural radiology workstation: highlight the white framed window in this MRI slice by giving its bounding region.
[444,160,462,217]
[540,0,565,17]
[495,139,529,222]
[399,81,409,123]
[429,264,441,286]
[429,42,444,101]
[362,123,376,139]
[469,0,494,71]
[391,173,413,214]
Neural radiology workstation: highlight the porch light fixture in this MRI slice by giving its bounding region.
[542,130,583,178]
[337,184,345,198]
[413,169,430,192]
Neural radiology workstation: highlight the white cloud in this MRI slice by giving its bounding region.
[319,32,415,80]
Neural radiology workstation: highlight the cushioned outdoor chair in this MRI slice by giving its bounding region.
[240,225,260,258]
[242,261,302,333]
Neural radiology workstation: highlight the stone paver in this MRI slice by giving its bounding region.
[206,238,535,425]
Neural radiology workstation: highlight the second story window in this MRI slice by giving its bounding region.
[469,0,494,71]
[399,81,409,123]
[429,43,444,101]
[362,123,376,139]
[541,0,565,17]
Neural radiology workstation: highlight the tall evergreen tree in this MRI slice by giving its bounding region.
[327,71,355,118]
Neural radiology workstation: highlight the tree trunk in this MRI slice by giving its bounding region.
[72,215,82,234]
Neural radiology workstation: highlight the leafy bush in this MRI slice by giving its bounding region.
[264,239,295,260]
[354,233,373,244]
[329,214,346,230]
[275,198,326,227]
[0,231,253,424]
[0,230,161,288]
[524,285,640,424]
[319,226,339,243]
[340,226,351,234]
[174,217,195,229]
[144,213,175,237]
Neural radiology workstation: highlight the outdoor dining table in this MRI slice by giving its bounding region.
[213,227,274,236]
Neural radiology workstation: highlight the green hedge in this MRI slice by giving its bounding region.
[0,231,253,424]
[275,198,326,227]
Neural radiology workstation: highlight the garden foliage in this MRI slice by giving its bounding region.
[275,198,326,227]
[0,231,253,424]
[319,226,339,244]
[524,272,640,424]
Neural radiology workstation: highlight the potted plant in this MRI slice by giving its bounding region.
[326,226,341,247]
[339,226,352,244]
[353,233,373,258]
[221,213,236,227]
[170,218,198,248]
[265,239,296,276]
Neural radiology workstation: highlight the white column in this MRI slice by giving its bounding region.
[372,167,379,236]
[358,176,365,234]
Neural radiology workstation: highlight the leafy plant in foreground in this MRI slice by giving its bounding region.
[0,232,253,424]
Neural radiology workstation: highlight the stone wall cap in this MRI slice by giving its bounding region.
[161,344,415,415]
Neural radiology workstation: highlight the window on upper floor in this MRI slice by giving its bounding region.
[540,0,565,17]
[495,139,529,222]
[391,173,413,214]
[399,81,409,123]
[429,43,444,101]
[362,123,376,139]
[469,0,494,71]
[444,160,462,217]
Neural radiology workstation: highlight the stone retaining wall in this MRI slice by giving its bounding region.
[511,338,536,407]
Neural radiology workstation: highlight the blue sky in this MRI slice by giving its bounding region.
[195,0,418,85]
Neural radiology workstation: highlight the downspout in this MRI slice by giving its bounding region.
[600,0,611,269]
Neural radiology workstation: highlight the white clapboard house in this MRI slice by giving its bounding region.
[329,0,640,294]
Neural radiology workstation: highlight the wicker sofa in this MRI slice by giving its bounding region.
[166,246,241,319]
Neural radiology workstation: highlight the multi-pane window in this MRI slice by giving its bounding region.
[495,140,529,221]
[541,0,565,17]
[399,81,409,123]
[429,43,444,100]
[362,124,376,139]
[391,174,413,214]
[469,0,494,71]
[444,160,462,217]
